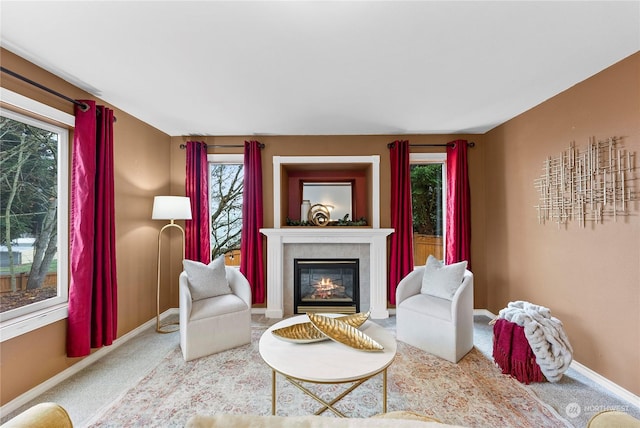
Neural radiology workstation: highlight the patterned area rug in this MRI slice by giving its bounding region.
[87,325,570,427]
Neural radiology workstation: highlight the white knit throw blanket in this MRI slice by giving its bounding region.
[498,301,573,382]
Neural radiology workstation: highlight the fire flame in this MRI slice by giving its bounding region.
[311,277,345,299]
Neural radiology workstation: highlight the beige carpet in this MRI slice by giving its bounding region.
[87,325,570,428]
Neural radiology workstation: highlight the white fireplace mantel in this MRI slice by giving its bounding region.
[260,228,394,319]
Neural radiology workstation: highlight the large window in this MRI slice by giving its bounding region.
[208,154,243,266]
[410,153,446,265]
[0,106,69,334]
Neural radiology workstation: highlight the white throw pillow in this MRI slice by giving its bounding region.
[183,256,232,301]
[420,255,468,300]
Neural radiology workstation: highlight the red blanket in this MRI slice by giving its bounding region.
[493,318,545,384]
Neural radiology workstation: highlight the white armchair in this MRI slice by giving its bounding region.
[395,266,474,363]
[179,267,252,361]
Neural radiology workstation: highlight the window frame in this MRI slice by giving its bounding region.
[207,153,244,265]
[410,152,447,265]
[0,88,72,342]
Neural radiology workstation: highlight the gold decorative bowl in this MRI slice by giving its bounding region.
[307,312,384,352]
[271,312,370,343]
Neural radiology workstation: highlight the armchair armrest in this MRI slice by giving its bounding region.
[450,270,474,326]
[395,267,425,305]
[226,267,252,308]
[2,403,72,428]
[179,271,193,323]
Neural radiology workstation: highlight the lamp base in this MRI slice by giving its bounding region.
[156,321,179,334]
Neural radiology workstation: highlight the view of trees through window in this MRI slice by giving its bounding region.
[411,163,444,264]
[209,163,243,265]
[0,114,61,314]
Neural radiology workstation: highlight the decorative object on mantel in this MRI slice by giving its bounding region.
[271,311,370,343]
[534,136,637,228]
[308,203,331,226]
[300,199,311,222]
[286,214,368,227]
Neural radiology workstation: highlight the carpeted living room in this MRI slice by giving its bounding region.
[1,2,639,427]
[4,312,640,427]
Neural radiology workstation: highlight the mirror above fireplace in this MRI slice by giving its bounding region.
[302,182,352,221]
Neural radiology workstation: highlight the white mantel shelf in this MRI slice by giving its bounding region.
[261,228,394,320]
[261,227,393,240]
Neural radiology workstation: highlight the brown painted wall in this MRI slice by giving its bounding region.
[0,49,172,404]
[483,52,640,395]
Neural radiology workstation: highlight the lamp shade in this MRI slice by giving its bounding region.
[152,196,192,220]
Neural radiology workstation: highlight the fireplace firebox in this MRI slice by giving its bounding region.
[294,258,359,314]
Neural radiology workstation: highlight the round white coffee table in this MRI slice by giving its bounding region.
[259,314,397,417]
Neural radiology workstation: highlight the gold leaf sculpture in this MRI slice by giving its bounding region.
[307,312,384,352]
[272,312,370,343]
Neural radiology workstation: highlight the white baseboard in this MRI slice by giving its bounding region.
[570,360,640,410]
[0,309,177,417]
[474,308,497,318]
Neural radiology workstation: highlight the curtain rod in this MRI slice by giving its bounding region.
[180,143,265,149]
[1,66,90,112]
[387,141,476,149]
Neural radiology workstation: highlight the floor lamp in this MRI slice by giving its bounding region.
[152,196,192,333]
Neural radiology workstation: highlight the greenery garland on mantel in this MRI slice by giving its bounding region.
[286,215,368,227]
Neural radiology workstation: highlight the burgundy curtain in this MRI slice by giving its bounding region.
[67,101,118,357]
[185,141,210,263]
[446,140,471,268]
[240,140,265,304]
[388,140,414,305]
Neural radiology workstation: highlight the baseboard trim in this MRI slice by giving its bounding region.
[0,309,178,417]
[569,360,640,409]
[474,308,497,318]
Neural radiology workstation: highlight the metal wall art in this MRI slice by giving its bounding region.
[534,137,637,228]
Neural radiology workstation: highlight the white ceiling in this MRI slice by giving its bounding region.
[1,1,639,136]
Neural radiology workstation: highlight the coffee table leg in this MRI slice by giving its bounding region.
[272,370,276,415]
[383,368,387,413]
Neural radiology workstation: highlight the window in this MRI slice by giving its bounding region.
[0,95,70,340]
[208,154,243,266]
[410,153,446,265]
